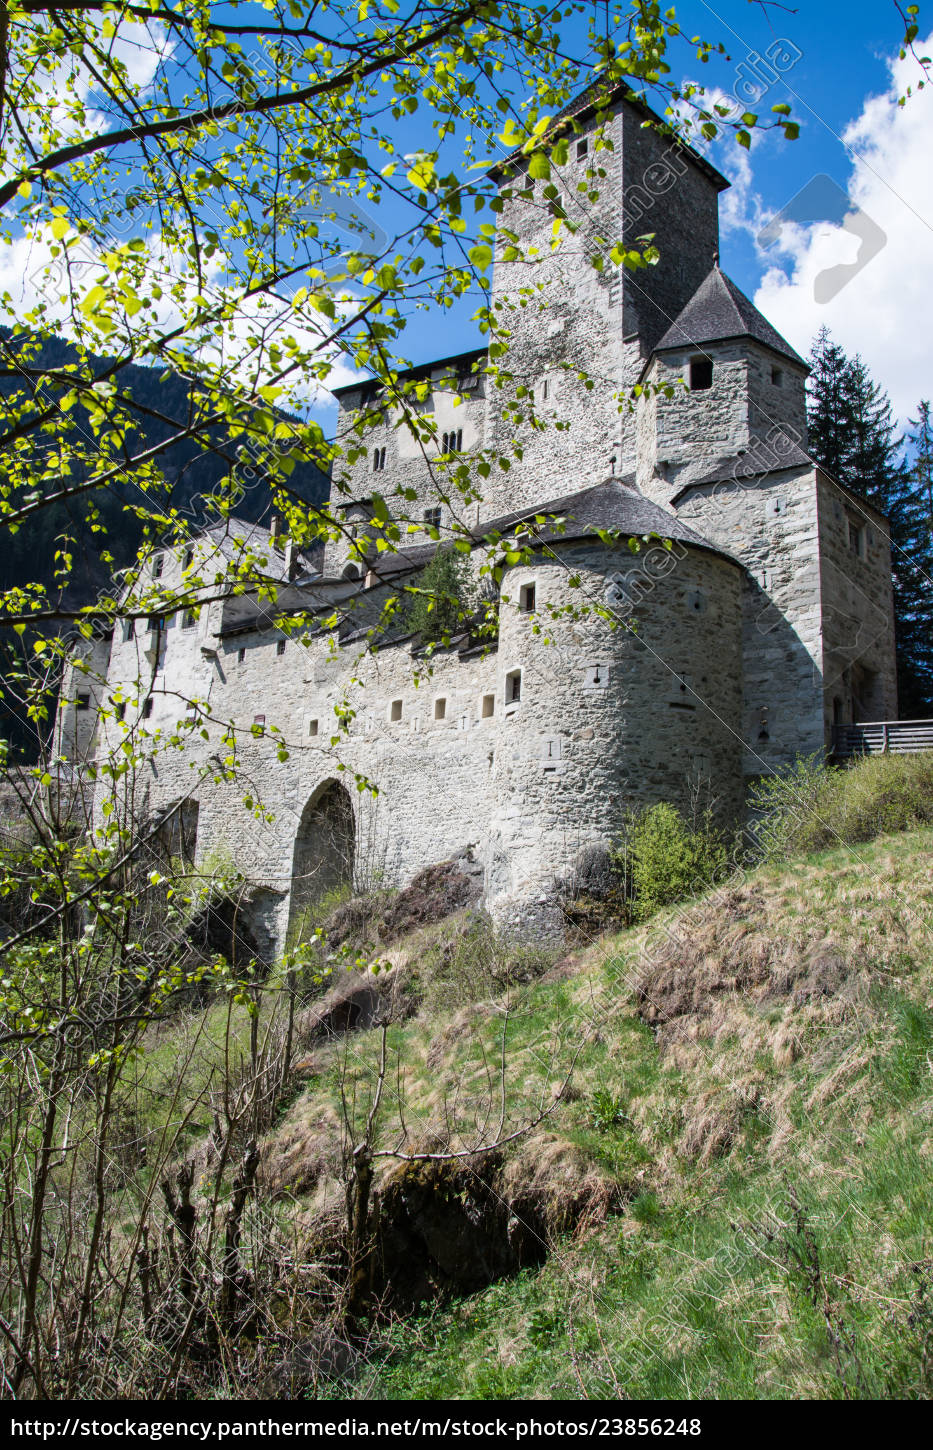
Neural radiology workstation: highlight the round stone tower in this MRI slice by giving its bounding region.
[484,481,745,932]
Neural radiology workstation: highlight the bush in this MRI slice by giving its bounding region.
[614,803,727,923]
[748,750,933,858]
[417,915,559,1014]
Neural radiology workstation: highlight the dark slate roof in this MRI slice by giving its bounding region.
[354,478,729,580]
[331,346,488,401]
[489,77,730,192]
[654,266,808,368]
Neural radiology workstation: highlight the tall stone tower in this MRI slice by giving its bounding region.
[479,85,730,516]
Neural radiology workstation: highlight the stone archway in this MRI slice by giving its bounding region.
[288,779,356,934]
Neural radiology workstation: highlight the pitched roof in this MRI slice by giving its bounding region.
[353,478,730,582]
[489,77,730,193]
[654,266,808,368]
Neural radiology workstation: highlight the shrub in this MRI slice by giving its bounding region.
[614,803,727,923]
[748,750,933,858]
[403,548,475,645]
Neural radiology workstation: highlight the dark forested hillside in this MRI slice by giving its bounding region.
[0,329,331,605]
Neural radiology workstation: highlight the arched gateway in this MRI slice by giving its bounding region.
[288,780,356,935]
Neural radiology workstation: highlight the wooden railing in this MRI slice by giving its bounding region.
[832,719,933,758]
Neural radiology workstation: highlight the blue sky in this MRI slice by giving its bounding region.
[388,0,932,428]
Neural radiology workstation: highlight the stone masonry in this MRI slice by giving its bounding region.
[55,80,897,953]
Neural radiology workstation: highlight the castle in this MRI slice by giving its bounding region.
[56,81,897,952]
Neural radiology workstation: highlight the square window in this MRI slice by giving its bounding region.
[519,582,537,613]
[434,697,446,720]
[390,699,403,722]
[481,693,495,719]
[689,356,713,391]
[505,669,522,705]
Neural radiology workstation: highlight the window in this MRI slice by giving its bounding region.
[505,669,522,705]
[519,582,537,613]
[121,619,134,643]
[434,697,446,721]
[181,609,196,630]
[183,546,195,569]
[76,692,90,711]
[253,714,265,730]
[308,719,319,737]
[372,446,386,472]
[276,639,286,656]
[576,138,588,159]
[238,647,246,664]
[142,698,154,719]
[848,520,866,557]
[771,365,784,387]
[481,693,495,719]
[390,699,403,722]
[689,356,713,391]
[151,553,164,579]
[147,614,164,633]
[114,701,126,722]
[441,429,463,454]
[424,506,442,533]
[541,378,549,401]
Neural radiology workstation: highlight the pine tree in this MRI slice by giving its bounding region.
[807,326,854,481]
[807,331,933,717]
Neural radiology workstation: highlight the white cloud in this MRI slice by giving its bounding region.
[750,35,933,424]
[0,223,363,413]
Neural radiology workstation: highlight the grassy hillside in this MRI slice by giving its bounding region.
[261,826,933,1400]
[5,755,933,1399]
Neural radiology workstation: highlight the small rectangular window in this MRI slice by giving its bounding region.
[481,693,495,719]
[848,520,866,557]
[152,553,164,579]
[390,699,403,722]
[253,714,265,729]
[689,357,713,391]
[181,609,196,630]
[576,138,588,159]
[76,692,90,711]
[308,719,319,737]
[142,698,154,719]
[147,614,163,633]
[519,583,536,613]
[771,365,784,387]
[373,446,386,472]
[183,546,195,569]
[424,506,442,533]
[505,669,522,705]
[276,639,286,656]
[122,619,134,643]
[114,701,126,722]
[238,647,246,664]
[434,698,446,720]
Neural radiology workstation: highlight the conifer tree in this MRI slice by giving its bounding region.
[807,332,933,715]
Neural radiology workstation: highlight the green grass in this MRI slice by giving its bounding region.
[314,824,933,1401]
